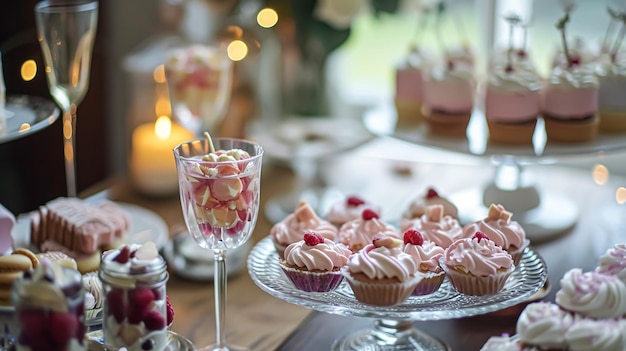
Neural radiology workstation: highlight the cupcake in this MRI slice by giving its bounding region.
[402,187,458,220]
[442,232,514,296]
[270,200,338,258]
[394,46,429,125]
[460,203,529,265]
[596,243,626,283]
[402,229,445,296]
[564,318,626,351]
[326,195,380,228]
[516,302,574,350]
[279,231,351,292]
[338,209,399,253]
[422,60,474,137]
[555,268,626,319]
[341,236,422,306]
[401,204,462,249]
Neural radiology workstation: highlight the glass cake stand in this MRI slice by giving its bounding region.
[248,237,548,351]
[0,95,60,144]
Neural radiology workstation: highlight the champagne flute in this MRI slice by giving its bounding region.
[165,43,233,136]
[35,0,98,197]
[174,136,263,351]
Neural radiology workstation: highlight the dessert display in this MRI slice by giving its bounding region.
[422,59,474,137]
[326,195,381,228]
[402,229,445,296]
[0,249,39,306]
[542,7,600,143]
[270,200,337,258]
[99,242,169,351]
[401,204,463,249]
[279,231,351,292]
[461,203,529,265]
[337,209,399,253]
[12,260,85,351]
[402,187,458,220]
[442,232,514,296]
[341,236,422,306]
[29,197,130,273]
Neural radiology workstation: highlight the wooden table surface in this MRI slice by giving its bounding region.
[89,136,626,350]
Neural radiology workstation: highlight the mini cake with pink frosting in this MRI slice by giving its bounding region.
[442,232,514,296]
[338,209,399,253]
[401,204,462,249]
[326,195,381,228]
[341,236,422,306]
[402,229,445,296]
[422,61,475,137]
[402,187,458,220]
[461,203,529,265]
[596,243,626,283]
[280,231,351,292]
[270,200,338,259]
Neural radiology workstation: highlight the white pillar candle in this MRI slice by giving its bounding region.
[130,116,193,196]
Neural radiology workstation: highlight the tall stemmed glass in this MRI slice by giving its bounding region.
[174,136,263,351]
[165,44,233,136]
[35,0,98,197]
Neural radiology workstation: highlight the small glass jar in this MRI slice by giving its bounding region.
[99,246,169,351]
[12,265,85,351]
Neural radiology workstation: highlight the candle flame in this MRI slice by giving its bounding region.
[155,116,172,140]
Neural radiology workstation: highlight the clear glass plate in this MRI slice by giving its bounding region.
[0,95,60,144]
[248,236,548,321]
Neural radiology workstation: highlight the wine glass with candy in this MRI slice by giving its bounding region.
[174,133,263,351]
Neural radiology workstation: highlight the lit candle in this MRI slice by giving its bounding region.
[130,116,193,196]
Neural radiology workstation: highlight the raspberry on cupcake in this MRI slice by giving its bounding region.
[326,195,381,228]
[338,209,399,253]
[401,204,462,249]
[442,232,514,296]
[402,229,445,296]
[341,236,422,306]
[403,187,458,220]
[279,231,351,293]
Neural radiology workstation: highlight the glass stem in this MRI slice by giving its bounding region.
[213,249,227,349]
[63,104,78,197]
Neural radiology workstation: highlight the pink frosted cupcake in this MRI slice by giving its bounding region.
[595,243,626,284]
[402,230,445,296]
[338,209,399,253]
[326,195,380,228]
[341,236,422,306]
[461,203,529,265]
[442,232,514,296]
[270,200,338,259]
[402,187,458,220]
[279,232,351,292]
[401,204,462,249]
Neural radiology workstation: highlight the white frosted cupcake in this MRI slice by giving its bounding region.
[565,317,625,351]
[516,302,573,350]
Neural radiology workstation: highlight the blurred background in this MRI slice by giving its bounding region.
[0,0,623,215]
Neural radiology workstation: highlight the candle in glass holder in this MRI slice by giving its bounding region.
[130,116,193,196]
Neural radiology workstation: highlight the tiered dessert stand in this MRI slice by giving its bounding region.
[0,95,60,143]
[248,236,548,351]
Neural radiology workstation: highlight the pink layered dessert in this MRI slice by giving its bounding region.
[423,63,474,114]
[542,66,599,119]
[485,66,542,122]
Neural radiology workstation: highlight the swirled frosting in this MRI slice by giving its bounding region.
[487,65,543,93]
[443,236,514,276]
[596,243,626,283]
[270,201,338,245]
[516,302,574,348]
[326,197,380,226]
[547,65,599,89]
[283,238,351,272]
[480,335,521,351]
[555,268,626,319]
[401,210,463,249]
[461,204,526,251]
[338,217,399,252]
[565,318,625,351]
[346,239,419,282]
[402,240,444,273]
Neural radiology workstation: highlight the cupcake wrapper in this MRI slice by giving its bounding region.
[444,266,514,296]
[280,264,344,292]
[508,240,530,266]
[341,268,422,306]
[412,271,445,296]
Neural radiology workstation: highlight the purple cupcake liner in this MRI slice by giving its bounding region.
[280,264,344,292]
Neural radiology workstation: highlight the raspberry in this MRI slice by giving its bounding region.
[128,288,156,324]
[361,209,379,220]
[113,246,131,263]
[49,311,79,346]
[426,188,439,199]
[473,232,490,242]
[303,232,324,246]
[166,295,175,326]
[403,230,424,246]
[106,289,126,323]
[143,310,166,331]
[16,308,47,337]
[516,49,527,58]
[569,55,581,67]
[346,196,365,207]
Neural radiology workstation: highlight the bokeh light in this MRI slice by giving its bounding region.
[592,164,609,185]
[20,60,37,81]
[257,8,278,28]
[227,40,248,61]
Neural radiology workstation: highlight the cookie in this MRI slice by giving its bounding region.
[37,251,78,270]
[75,250,102,274]
[12,248,40,269]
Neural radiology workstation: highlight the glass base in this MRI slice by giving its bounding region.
[197,344,249,351]
[331,320,450,351]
